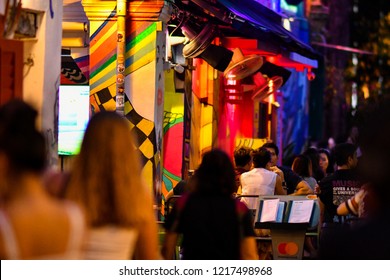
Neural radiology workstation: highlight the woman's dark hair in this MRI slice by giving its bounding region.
[191,149,236,196]
[0,99,46,173]
[318,148,334,174]
[261,142,279,156]
[233,146,252,167]
[292,154,311,178]
[252,147,271,168]
[303,147,324,181]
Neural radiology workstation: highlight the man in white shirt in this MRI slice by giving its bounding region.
[262,142,312,196]
[240,148,286,210]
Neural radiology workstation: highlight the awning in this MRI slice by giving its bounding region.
[186,0,319,69]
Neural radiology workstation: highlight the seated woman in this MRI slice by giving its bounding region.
[318,148,334,178]
[0,99,85,259]
[162,149,258,260]
[291,154,319,193]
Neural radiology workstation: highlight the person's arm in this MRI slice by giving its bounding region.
[290,180,313,196]
[240,236,259,260]
[336,190,363,216]
[314,183,321,195]
[274,175,287,195]
[161,232,179,260]
[269,166,285,182]
[336,202,349,216]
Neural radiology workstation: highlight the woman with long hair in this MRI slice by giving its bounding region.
[291,154,318,192]
[66,111,160,259]
[162,149,258,260]
[318,148,334,177]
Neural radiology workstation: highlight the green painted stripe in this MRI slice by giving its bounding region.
[90,24,156,79]
[163,168,182,182]
[163,116,184,134]
[90,54,117,79]
[162,176,174,192]
[90,68,116,91]
[126,22,157,53]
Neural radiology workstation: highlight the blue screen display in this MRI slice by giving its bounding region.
[58,85,90,155]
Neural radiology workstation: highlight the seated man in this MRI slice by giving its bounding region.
[262,142,312,196]
[233,146,253,196]
[319,143,361,224]
[240,148,286,210]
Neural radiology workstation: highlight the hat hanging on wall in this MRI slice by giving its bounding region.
[240,60,291,101]
[249,73,284,101]
[258,61,291,86]
[223,48,263,80]
[181,22,234,72]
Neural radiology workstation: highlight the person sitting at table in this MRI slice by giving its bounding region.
[240,147,286,210]
[318,96,390,259]
[318,148,334,177]
[233,146,253,197]
[261,142,312,196]
[291,154,318,193]
[162,149,258,260]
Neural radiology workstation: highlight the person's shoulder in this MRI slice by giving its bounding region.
[327,169,359,181]
[319,173,335,184]
[278,165,290,172]
[262,168,278,179]
[235,167,248,175]
[240,168,255,177]
[261,168,275,174]
[306,176,317,184]
[174,180,187,195]
[175,193,192,209]
[279,165,295,175]
[280,166,302,180]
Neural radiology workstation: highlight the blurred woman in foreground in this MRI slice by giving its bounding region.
[66,111,160,259]
[0,99,85,259]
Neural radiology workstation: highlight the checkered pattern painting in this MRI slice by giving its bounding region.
[89,83,158,192]
[126,100,158,192]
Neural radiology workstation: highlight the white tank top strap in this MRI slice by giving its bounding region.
[0,210,19,259]
[64,202,85,254]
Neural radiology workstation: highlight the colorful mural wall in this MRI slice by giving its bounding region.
[190,54,269,160]
[86,7,164,198]
[191,58,219,163]
[162,70,184,202]
[61,49,89,85]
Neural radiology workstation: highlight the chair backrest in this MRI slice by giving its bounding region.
[235,194,259,216]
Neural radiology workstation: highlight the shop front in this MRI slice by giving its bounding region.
[162,0,319,207]
[58,0,319,213]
